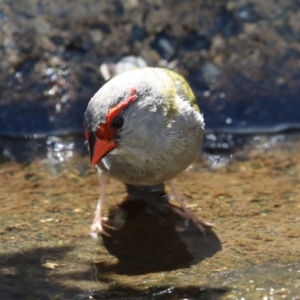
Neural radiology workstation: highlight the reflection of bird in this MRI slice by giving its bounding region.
[84,67,212,236]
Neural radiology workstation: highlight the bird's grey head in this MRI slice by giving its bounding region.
[84,85,139,167]
[83,68,189,170]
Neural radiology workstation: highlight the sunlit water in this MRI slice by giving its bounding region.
[1,133,300,299]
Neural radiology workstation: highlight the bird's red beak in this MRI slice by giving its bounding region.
[85,88,138,167]
[88,134,116,167]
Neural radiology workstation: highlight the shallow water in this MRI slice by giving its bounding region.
[1,133,300,299]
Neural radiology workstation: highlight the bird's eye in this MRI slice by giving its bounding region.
[112,115,124,129]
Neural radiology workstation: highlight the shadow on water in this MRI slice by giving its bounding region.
[96,185,222,276]
[0,246,82,300]
[0,190,224,300]
[0,243,229,300]
[73,286,229,300]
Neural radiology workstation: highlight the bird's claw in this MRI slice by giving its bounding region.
[172,206,214,234]
[90,218,116,238]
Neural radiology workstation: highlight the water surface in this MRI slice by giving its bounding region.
[1,134,299,299]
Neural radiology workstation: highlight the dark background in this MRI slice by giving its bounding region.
[1,0,300,137]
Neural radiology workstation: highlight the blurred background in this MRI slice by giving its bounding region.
[1,0,300,163]
[1,2,300,299]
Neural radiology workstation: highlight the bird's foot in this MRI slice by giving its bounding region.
[90,217,116,238]
[171,206,214,234]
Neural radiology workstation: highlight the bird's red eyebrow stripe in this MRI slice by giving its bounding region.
[95,87,138,140]
[106,87,137,125]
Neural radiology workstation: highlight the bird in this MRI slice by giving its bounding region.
[84,67,212,236]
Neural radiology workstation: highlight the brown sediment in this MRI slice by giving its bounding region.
[0,136,300,298]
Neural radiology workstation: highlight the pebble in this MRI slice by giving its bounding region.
[100,55,148,80]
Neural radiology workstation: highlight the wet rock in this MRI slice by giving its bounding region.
[111,0,124,17]
[100,55,148,80]
[187,69,210,94]
[15,58,38,76]
[150,30,179,61]
[0,0,300,136]
[202,61,222,82]
[203,133,246,154]
[235,3,261,23]
[88,22,111,34]
[50,35,65,46]
[131,25,148,42]
[182,32,211,52]
[214,8,242,37]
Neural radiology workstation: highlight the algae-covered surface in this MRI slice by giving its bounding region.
[0,134,300,299]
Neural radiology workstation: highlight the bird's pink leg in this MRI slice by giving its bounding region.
[90,173,114,237]
[166,179,213,233]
